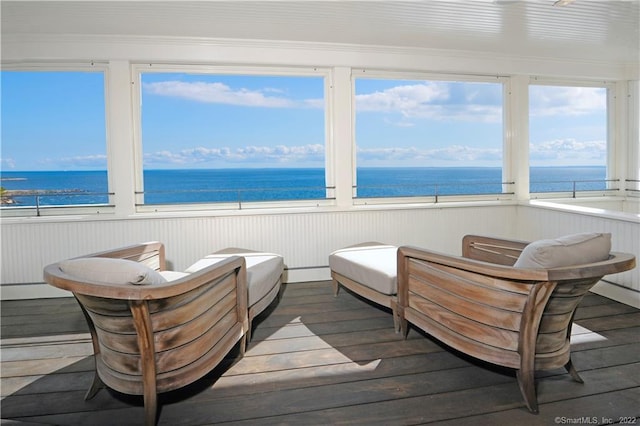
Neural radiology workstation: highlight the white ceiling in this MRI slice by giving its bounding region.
[2,1,639,64]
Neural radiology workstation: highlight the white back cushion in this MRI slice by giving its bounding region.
[514,233,611,269]
[59,257,167,285]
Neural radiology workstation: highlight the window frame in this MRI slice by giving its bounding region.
[350,69,512,205]
[0,62,113,218]
[130,63,334,213]
[527,77,618,199]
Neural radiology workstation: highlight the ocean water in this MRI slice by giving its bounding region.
[0,167,607,207]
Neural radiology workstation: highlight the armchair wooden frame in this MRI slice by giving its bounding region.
[43,242,249,426]
[397,235,636,413]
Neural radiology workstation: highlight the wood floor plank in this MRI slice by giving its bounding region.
[576,293,619,308]
[226,337,442,377]
[1,388,137,419]
[574,302,640,320]
[0,311,85,327]
[0,297,77,313]
[570,342,640,371]
[435,386,640,426]
[204,352,470,398]
[569,325,640,350]
[575,312,640,332]
[1,283,638,426]
[152,366,517,425]
[0,371,94,397]
[251,315,395,342]
[1,340,92,362]
[1,355,93,378]
[206,363,640,426]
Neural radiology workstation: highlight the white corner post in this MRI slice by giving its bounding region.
[626,80,640,193]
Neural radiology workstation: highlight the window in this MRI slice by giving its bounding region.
[134,68,327,208]
[353,73,505,201]
[529,82,611,195]
[0,68,108,213]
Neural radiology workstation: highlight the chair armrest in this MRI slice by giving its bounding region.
[462,235,528,266]
[44,255,247,303]
[544,251,636,280]
[399,244,636,283]
[398,245,552,282]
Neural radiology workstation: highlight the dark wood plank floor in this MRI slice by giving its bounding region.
[2,281,639,425]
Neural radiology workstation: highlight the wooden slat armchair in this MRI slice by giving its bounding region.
[43,242,248,426]
[397,235,636,413]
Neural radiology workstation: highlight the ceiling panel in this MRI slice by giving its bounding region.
[2,1,638,63]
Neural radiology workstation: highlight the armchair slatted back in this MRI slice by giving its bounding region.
[398,235,635,413]
[44,242,248,426]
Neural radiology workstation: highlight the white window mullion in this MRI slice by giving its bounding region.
[107,60,137,216]
[331,67,354,207]
[509,75,530,201]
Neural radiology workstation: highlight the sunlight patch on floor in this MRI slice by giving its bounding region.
[214,316,382,389]
[570,323,608,344]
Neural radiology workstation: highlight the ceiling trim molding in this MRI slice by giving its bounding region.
[2,33,636,80]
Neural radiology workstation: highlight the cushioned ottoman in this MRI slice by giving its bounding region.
[329,242,399,331]
[185,248,284,341]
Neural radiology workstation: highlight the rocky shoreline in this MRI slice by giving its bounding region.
[1,189,84,205]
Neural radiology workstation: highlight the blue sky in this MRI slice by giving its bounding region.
[1,71,607,171]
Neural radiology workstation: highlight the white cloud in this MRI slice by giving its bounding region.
[356,144,502,164]
[1,158,16,169]
[428,145,502,162]
[530,138,606,164]
[303,98,324,109]
[44,139,604,170]
[43,154,107,168]
[383,118,416,127]
[144,144,325,166]
[143,81,318,108]
[355,138,603,167]
[357,83,450,113]
[356,83,501,123]
[530,86,606,117]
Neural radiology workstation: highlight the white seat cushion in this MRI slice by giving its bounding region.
[186,250,284,306]
[158,270,191,281]
[329,243,398,295]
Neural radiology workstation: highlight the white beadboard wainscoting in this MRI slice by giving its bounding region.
[1,204,516,298]
[2,202,638,307]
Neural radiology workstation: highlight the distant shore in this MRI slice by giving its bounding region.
[1,189,84,205]
[1,178,28,204]
[1,190,38,205]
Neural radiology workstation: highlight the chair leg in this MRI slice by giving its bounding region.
[400,318,409,339]
[246,318,253,343]
[390,300,400,333]
[143,390,158,426]
[565,358,584,383]
[516,369,539,414]
[84,371,104,400]
[240,334,247,356]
